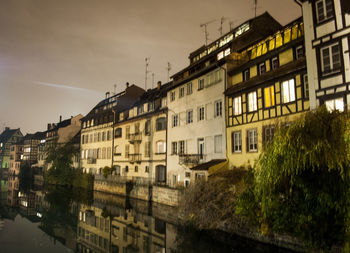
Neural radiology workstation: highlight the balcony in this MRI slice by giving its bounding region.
[179,154,203,166]
[129,153,141,163]
[128,133,142,143]
[87,158,97,164]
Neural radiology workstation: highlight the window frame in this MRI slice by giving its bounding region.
[264,85,275,108]
[281,79,296,104]
[231,131,242,153]
[233,96,242,115]
[247,129,258,152]
[315,0,334,24]
[248,91,258,112]
[186,110,193,124]
[320,42,341,76]
[198,106,205,121]
[214,100,222,118]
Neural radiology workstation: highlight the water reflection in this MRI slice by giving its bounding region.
[0,177,296,253]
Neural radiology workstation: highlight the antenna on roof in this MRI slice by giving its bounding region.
[167,62,171,81]
[200,19,216,46]
[113,84,117,95]
[253,0,261,17]
[218,17,226,36]
[152,73,155,89]
[145,57,150,90]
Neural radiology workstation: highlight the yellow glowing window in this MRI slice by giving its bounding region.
[257,45,262,57]
[284,28,291,44]
[276,33,283,48]
[292,24,298,40]
[298,23,304,37]
[251,48,257,59]
[269,38,275,51]
[264,85,275,108]
[262,43,268,55]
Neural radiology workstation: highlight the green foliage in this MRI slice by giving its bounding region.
[236,106,350,250]
[102,166,116,178]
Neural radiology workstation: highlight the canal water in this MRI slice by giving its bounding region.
[0,178,296,253]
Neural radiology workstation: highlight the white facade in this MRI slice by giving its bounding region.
[301,0,350,110]
[167,66,227,187]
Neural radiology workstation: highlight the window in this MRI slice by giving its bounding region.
[135,166,138,172]
[187,82,193,95]
[187,110,193,124]
[172,114,179,127]
[258,62,266,75]
[198,106,205,121]
[316,0,333,23]
[145,120,151,135]
[155,165,166,183]
[233,96,242,115]
[148,101,154,112]
[145,142,150,157]
[248,91,257,112]
[281,79,295,103]
[170,91,176,101]
[179,140,185,155]
[156,141,166,154]
[214,135,222,153]
[137,105,144,115]
[247,129,258,152]
[102,132,106,141]
[125,126,130,139]
[115,128,122,138]
[243,69,250,81]
[179,86,185,98]
[81,135,85,144]
[271,57,279,70]
[303,74,309,98]
[145,166,149,173]
[171,142,177,155]
[107,130,111,141]
[125,144,129,158]
[198,78,205,90]
[263,126,275,144]
[207,70,222,86]
[321,43,341,75]
[264,85,275,108]
[325,97,344,112]
[214,100,222,117]
[232,131,242,153]
[296,45,304,59]
[156,117,166,131]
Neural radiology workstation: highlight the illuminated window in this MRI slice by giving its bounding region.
[232,131,242,153]
[247,129,258,152]
[224,48,231,56]
[248,91,257,112]
[262,43,268,55]
[284,28,291,44]
[233,96,242,115]
[281,79,296,103]
[264,85,275,108]
[320,43,341,75]
[235,22,250,37]
[217,51,224,60]
[292,24,298,40]
[276,33,283,48]
[325,98,344,112]
[257,45,262,57]
[269,38,275,51]
[316,0,333,23]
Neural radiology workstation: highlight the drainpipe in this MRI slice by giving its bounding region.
[111,108,116,169]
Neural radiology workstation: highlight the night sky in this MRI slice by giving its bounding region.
[0,0,301,134]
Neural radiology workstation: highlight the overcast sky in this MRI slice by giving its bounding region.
[0,0,301,134]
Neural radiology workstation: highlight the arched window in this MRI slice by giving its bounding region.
[145,120,151,135]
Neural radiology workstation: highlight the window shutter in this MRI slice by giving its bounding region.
[246,131,249,152]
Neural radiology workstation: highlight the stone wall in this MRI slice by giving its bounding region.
[94,179,126,196]
[152,186,183,207]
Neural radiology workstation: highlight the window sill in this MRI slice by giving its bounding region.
[232,151,242,154]
[247,150,258,153]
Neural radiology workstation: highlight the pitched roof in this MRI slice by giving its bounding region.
[190,159,227,171]
[0,128,22,143]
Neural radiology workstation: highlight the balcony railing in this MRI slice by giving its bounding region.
[128,133,142,143]
[179,154,203,165]
[87,158,97,164]
[129,153,141,163]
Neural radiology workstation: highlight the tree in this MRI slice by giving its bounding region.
[236,106,350,250]
[45,140,79,186]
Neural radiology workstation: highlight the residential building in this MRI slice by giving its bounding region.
[112,81,169,183]
[0,128,23,170]
[80,84,144,174]
[9,142,23,176]
[298,0,350,111]
[167,12,282,187]
[22,132,46,166]
[225,17,308,168]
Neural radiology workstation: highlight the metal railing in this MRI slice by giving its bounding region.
[129,153,142,163]
[128,133,142,143]
[87,158,97,164]
[179,154,203,165]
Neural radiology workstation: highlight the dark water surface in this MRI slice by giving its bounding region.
[0,179,295,253]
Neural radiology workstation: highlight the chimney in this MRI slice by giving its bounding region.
[157,81,162,90]
[106,92,110,99]
[59,115,62,122]
[126,82,129,89]
[5,127,9,131]
[47,123,51,130]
